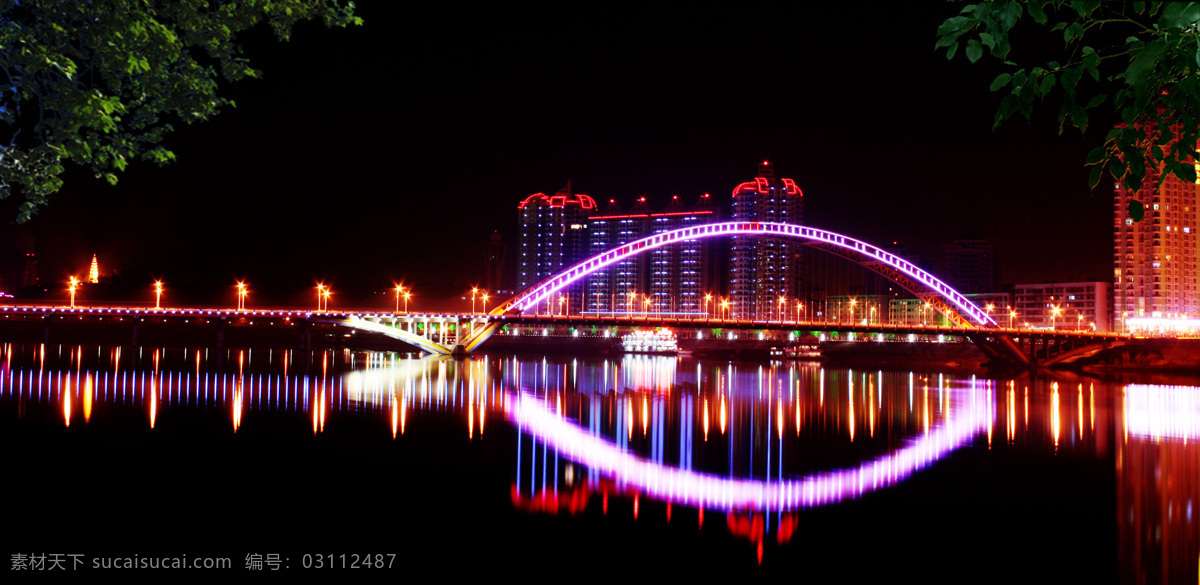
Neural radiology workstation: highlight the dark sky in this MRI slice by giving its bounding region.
[0,3,1114,309]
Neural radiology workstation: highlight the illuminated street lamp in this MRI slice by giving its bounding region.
[394,285,404,313]
[704,293,713,320]
[869,306,876,326]
[923,302,931,326]
[720,299,730,320]
[628,291,637,315]
[68,276,78,308]
[849,298,857,325]
[796,301,803,323]
[316,284,326,312]
[778,296,786,323]
[404,291,411,313]
[154,281,163,310]
[1077,314,1084,331]
[471,287,479,314]
[559,294,567,317]
[643,296,651,320]
[481,292,490,314]
[985,304,994,323]
[1050,305,1062,330]
[323,289,331,312]
[1009,309,1017,329]
[236,282,247,311]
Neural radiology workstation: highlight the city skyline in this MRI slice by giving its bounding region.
[0,4,1114,306]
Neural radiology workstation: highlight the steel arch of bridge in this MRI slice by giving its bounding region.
[489,221,999,329]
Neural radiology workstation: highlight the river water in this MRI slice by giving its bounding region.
[0,343,1194,581]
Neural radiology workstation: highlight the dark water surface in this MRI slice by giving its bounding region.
[1,343,1194,581]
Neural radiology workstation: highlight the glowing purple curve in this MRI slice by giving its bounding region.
[495,222,998,327]
[505,385,994,511]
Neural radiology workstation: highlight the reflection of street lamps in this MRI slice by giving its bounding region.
[68,276,78,308]
[154,281,163,310]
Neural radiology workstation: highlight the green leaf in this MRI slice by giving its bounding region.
[1126,40,1167,86]
[1038,73,1056,96]
[979,31,995,50]
[1027,2,1047,24]
[1086,93,1106,108]
[946,42,959,60]
[999,2,1022,28]
[990,72,1012,91]
[1178,163,1198,184]
[966,39,983,63]
[1128,199,1145,222]
[1086,147,1107,165]
[1089,162,1105,188]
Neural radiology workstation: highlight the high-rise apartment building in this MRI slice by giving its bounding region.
[517,182,596,312]
[1113,122,1200,332]
[730,161,803,320]
[584,194,717,315]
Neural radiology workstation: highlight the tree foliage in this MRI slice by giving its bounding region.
[937,1,1200,200]
[0,0,361,222]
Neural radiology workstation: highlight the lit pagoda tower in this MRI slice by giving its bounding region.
[88,254,99,284]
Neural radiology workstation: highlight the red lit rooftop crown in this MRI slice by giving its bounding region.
[518,181,597,210]
[733,161,802,197]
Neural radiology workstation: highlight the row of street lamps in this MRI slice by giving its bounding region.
[57,277,1097,330]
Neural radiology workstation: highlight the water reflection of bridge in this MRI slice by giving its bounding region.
[3,344,1197,576]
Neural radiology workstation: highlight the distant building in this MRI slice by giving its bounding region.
[729,161,803,320]
[943,239,995,294]
[1014,282,1112,332]
[1113,120,1200,331]
[517,182,597,312]
[584,194,717,316]
[485,230,508,295]
[21,253,37,288]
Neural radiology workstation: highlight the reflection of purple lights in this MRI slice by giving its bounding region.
[1125,384,1200,440]
[506,384,993,511]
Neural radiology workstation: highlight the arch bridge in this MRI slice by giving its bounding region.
[340,222,1126,367]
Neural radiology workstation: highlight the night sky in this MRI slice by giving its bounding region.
[0,3,1115,310]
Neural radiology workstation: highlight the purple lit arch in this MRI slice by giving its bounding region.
[491,222,999,328]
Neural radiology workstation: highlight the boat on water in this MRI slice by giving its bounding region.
[770,342,823,360]
[621,328,679,354]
